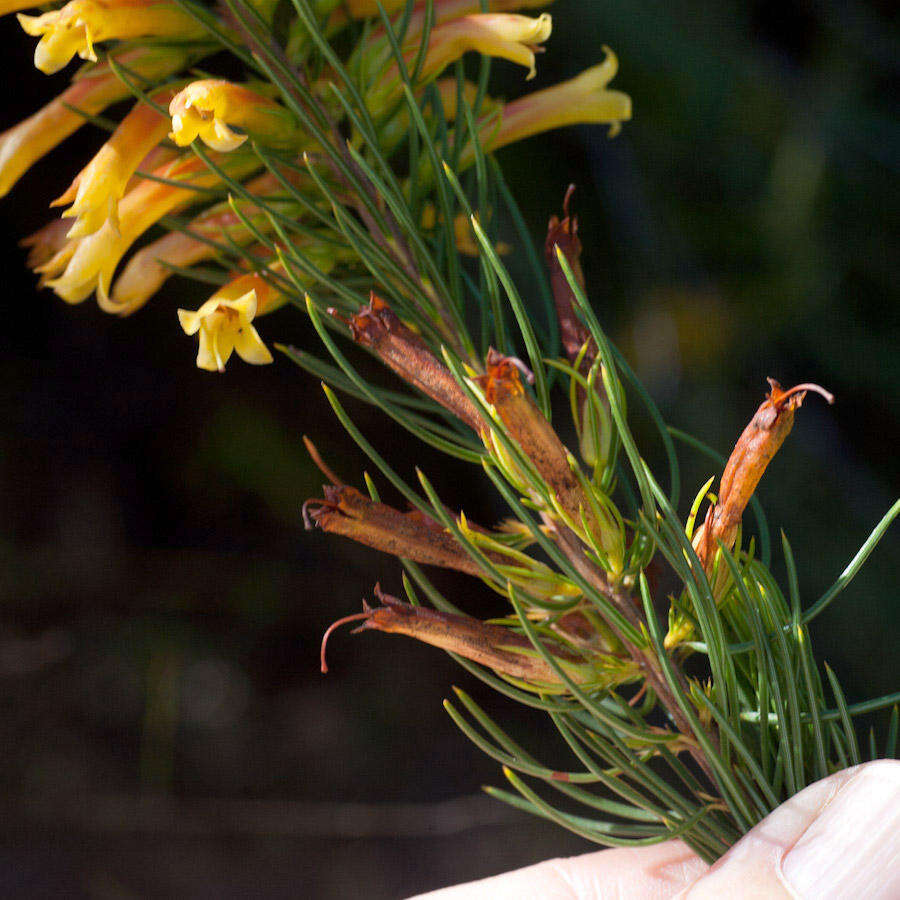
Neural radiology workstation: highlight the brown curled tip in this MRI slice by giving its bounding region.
[301,496,335,530]
[767,379,834,408]
[320,605,374,674]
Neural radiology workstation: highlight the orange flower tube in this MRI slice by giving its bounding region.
[104,172,283,315]
[0,44,192,198]
[458,47,631,170]
[53,88,177,238]
[38,151,258,304]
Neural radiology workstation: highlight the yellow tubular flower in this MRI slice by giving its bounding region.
[467,47,631,163]
[416,13,552,80]
[103,172,283,315]
[53,89,176,238]
[38,151,258,304]
[0,44,191,198]
[18,0,206,75]
[178,273,284,372]
[371,13,552,108]
[169,80,301,152]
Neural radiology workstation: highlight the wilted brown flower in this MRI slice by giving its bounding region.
[693,379,834,574]
[545,184,593,365]
[335,293,483,432]
[321,587,611,691]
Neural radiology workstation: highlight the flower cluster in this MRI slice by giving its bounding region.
[3,0,630,371]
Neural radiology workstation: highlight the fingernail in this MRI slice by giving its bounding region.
[781,763,900,899]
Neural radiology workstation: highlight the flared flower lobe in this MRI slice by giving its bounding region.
[178,284,274,373]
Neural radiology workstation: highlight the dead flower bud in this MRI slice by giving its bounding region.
[305,484,495,574]
[303,439,500,576]
[544,184,593,364]
[545,187,613,472]
[693,379,834,575]
[321,588,624,691]
[478,349,623,570]
[332,292,482,432]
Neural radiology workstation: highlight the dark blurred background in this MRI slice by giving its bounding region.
[0,0,897,896]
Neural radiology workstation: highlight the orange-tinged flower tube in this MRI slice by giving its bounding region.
[18,0,206,74]
[104,172,283,316]
[0,44,192,198]
[20,217,71,269]
[168,80,301,152]
[38,151,258,304]
[347,0,551,25]
[360,0,553,60]
[459,47,631,168]
[177,272,284,372]
[692,379,834,575]
[53,89,176,238]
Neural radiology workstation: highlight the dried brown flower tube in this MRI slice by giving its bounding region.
[305,483,491,574]
[693,379,834,574]
[333,292,482,432]
[478,349,621,565]
[544,184,594,365]
[303,438,502,575]
[321,587,599,687]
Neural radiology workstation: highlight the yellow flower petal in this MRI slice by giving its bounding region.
[233,324,274,365]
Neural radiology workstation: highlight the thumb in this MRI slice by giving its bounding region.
[678,759,900,898]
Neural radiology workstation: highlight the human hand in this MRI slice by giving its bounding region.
[412,760,900,899]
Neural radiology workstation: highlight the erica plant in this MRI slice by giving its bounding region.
[2,0,897,862]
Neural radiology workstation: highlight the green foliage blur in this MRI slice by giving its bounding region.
[0,0,896,895]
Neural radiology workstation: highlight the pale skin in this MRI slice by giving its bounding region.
[413,760,900,899]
